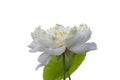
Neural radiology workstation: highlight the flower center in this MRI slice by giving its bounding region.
[59,31,66,37]
[56,39,63,46]
[56,31,66,46]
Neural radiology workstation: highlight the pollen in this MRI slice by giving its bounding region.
[59,31,66,37]
[56,40,63,46]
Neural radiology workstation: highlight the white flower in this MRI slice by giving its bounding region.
[28,24,97,70]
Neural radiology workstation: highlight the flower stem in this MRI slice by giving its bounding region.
[62,53,66,80]
[69,75,71,80]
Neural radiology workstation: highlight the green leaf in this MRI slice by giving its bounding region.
[43,53,86,80]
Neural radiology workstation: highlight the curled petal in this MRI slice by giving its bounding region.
[69,42,97,54]
[28,40,46,52]
[36,53,51,70]
[36,64,44,70]
[38,52,50,64]
[48,46,66,55]
[28,41,40,52]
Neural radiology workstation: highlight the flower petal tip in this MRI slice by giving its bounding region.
[35,64,43,71]
[90,42,97,50]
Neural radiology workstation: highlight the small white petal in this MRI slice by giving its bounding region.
[36,64,44,70]
[28,41,40,52]
[36,53,51,70]
[48,46,66,55]
[38,52,50,64]
[28,40,46,52]
[69,42,97,54]
[36,54,50,70]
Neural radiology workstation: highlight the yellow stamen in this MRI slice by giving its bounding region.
[56,31,66,46]
[56,40,63,46]
[60,31,66,37]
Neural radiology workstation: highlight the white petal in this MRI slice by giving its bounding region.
[38,52,50,64]
[28,37,57,52]
[63,31,91,48]
[73,32,91,46]
[37,38,59,49]
[36,54,50,70]
[31,26,46,40]
[36,52,51,70]
[36,64,44,70]
[48,46,66,55]
[69,42,97,54]
[63,34,75,47]
[28,40,46,52]
[28,41,40,52]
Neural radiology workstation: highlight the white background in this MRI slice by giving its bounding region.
[0,0,120,80]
